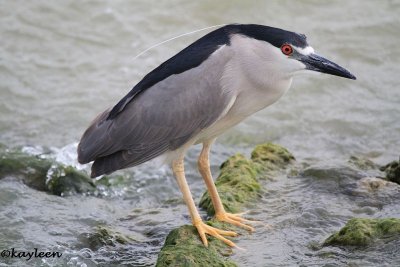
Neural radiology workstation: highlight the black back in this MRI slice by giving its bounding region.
[107,24,308,120]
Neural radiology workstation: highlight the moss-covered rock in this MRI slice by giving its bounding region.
[78,225,137,250]
[156,225,236,267]
[251,143,295,170]
[348,156,380,170]
[0,144,105,196]
[324,218,400,246]
[199,154,261,215]
[46,165,96,196]
[0,146,52,190]
[380,158,400,184]
[199,143,294,216]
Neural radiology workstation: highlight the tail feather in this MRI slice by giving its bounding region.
[90,153,123,178]
[90,142,169,178]
[77,108,112,164]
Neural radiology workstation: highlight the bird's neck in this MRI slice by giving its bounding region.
[220,35,294,116]
[232,77,292,117]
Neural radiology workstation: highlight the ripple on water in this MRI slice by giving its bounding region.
[1,1,400,266]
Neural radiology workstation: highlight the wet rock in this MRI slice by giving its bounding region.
[302,165,362,182]
[348,156,380,171]
[46,165,96,196]
[357,177,396,192]
[324,218,400,246]
[380,158,400,184]
[78,225,137,251]
[0,145,52,190]
[199,143,294,216]
[156,225,236,267]
[0,144,106,196]
[251,142,295,171]
[199,154,261,215]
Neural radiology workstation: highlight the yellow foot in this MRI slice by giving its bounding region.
[215,212,256,232]
[193,219,238,247]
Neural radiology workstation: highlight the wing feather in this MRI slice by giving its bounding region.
[78,48,234,177]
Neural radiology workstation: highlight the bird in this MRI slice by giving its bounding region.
[77,24,356,247]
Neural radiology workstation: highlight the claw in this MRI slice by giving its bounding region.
[216,212,256,232]
[193,220,238,247]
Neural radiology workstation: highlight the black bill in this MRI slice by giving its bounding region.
[300,53,356,80]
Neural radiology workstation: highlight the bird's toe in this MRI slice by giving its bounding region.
[193,219,238,247]
[215,211,257,232]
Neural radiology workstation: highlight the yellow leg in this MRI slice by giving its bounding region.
[198,140,255,232]
[172,158,237,247]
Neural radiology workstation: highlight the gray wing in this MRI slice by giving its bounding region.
[78,51,234,177]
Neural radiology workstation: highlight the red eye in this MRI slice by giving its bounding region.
[281,44,293,55]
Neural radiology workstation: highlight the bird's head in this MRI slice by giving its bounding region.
[276,36,356,80]
[227,24,356,81]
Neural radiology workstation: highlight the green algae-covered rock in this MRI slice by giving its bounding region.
[324,218,400,246]
[199,154,261,215]
[348,156,380,171]
[199,143,294,216]
[46,165,96,196]
[156,225,236,267]
[380,158,400,184]
[0,144,103,196]
[0,146,52,190]
[78,225,137,250]
[251,143,295,170]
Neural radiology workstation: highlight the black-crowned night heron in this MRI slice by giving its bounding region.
[78,24,355,247]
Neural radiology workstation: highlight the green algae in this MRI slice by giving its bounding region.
[0,146,52,191]
[251,143,295,171]
[46,165,96,196]
[348,155,380,171]
[199,143,295,216]
[156,225,236,267]
[199,154,261,215]
[0,144,111,196]
[79,225,137,250]
[324,218,400,246]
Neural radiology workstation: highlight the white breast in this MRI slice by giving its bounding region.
[195,35,293,143]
